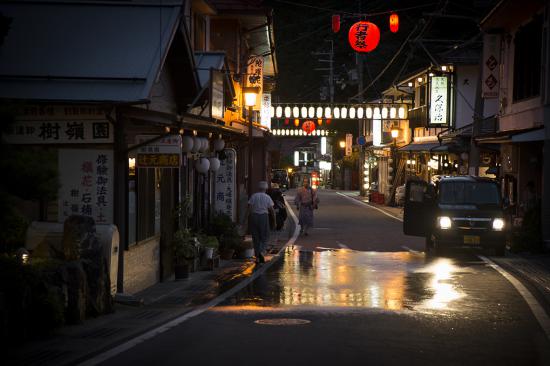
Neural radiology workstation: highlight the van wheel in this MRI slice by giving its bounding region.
[494,245,506,257]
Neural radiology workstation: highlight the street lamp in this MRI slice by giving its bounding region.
[339,140,346,149]
[244,87,260,196]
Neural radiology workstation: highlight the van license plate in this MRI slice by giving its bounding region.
[464,235,480,245]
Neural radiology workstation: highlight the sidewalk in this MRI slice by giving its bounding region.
[7,216,296,366]
[337,190,550,315]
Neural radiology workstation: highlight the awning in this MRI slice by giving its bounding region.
[398,142,442,152]
[511,127,545,142]
[194,52,236,99]
[476,126,544,144]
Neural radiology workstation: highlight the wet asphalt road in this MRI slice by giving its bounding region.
[100,190,550,366]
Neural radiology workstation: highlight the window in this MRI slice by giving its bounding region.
[128,167,161,244]
[439,182,500,205]
[513,16,542,101]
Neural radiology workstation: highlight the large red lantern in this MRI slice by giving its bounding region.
[348,21,380,53]
[302,120,316,135]
[389,13,399,33]
[332,15,340,33]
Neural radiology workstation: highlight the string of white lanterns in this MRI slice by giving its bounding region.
[181,133,226,174]
[270,104,408,120]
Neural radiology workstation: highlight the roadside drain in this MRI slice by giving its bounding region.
[254,318,311,325]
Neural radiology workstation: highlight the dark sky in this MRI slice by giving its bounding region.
[269,0,498,104]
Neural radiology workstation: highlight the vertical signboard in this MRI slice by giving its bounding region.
[58,149,114,224]
[373,118,382,146]
[482,34,500,98]
[260,93,271,129]
[429,76,449,126]
[345,133,353,156]
[247,56,263,110]
[214,148,237,221]
[211,70,225,119]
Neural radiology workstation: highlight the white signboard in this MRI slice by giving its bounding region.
[214,148,237,221]
[373,118,382,147]
[3,120,113,144]
[211,70,224,119]
[135,134,181,167]
[260,93,271,129]
[482,34,500,98]
[430,76,449,125]
[58,149,114,224]
[345,133,353,157]
[247,56,263,110]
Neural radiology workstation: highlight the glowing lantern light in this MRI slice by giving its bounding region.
[294,118,300,126]
[326,119,332,125]
[292,106,300,118]
[302,120,316,135]
[324,107,332,118]
[334,107,340,119]
[284,118,289,125]
[275,106,282,118]
[316,107,323,119]
[348,21,380,53]
[317,118,323,125]
[357,107,364,118]
[308,106,315,118]
[349,107,356,119]
[341,107,348,119]
[389,13,399,33]
[301,106,308,118]
[284,106,291,118]
[332,15,340,33]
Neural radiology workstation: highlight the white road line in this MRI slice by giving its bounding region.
[79,199,301,366]
[335,192,403,222]
[336,241,350,249]
[401,246,421,254]
[478,255,550,341]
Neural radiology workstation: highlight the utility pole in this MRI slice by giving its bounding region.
[313,39,334,102]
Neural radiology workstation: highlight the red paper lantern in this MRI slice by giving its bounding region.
[284,118,289,125]
[332,15,340,33]
[348,21,380,53]
[302,120,316,135]
[294,118,300,127]
[389,13,399,33]
[326,119,332,125]
[317,118,323,125]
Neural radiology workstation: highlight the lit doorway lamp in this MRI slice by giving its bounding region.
[243,87,260,196]
[391,128,400,205]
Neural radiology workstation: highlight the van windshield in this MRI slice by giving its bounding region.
[439,182,500,205]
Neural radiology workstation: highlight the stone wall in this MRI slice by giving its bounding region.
[123,236,160,294]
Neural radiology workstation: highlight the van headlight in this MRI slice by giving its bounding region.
[492,218,505,231]
[438,216,452,230]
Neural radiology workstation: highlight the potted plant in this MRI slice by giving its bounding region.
[172,229,196,280]
[201,235,219,260]
[208,213,241,260]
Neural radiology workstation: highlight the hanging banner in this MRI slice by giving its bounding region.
[429,76,449,126]
[345,133,353,156]
[214,148,237,221]
[246,56,263,110]
[135,135,181,168]
[58,149,114,224]
[211,69,224,119]
[260,93,271,129]
[482,34,500,98]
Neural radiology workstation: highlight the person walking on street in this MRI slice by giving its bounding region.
[248,181,275,263]
[295,178,319,236]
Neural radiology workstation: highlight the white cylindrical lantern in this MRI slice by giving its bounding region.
[341,107,348,119]
[333,107,340,119]
[308,106,315,118]
[284,106,291,118]
[390,107,397,119]
[213,138,225,152]
[374,107,381,118]
[301,106,308,118]
[293,106,300,118]
[195,157,210,173]
[209,157,220,171]
[398,107,406,119]
[382,107,388,119]
[276,106,283,118]
[191,136,200,152]
[366,107,373,119]
[182,136,194,152]
[270,106,275,118]
[199,138,209,152]
[316,106,323,119]
[357,107,364,118]
[324,107,332,118]
[349,107,356,119]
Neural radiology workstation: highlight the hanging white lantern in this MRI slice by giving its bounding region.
[284,106,291,118]
[301,106,308,118]
[182,136,194,152]
[374,107,381,118]
[316,106,323,119]
[390,107,397,119]
[191,136,200,152]
[213,138,225,151]
[357,107,364,118]
[209,157,220,171]
[270,106,275,118]
[292,106,300,118]
[308,106,315,118]
[324,107,332,118]
[398,107,406,119]
[341,107,348,119]
[195,157,210,173]
[334,107,340,119]
[366,107,373,119]
[349,107,356,119]
[276,106,283,118]
[199,138,209,152]
[382,107,388,119]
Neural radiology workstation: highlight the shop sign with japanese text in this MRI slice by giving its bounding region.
[429,76,449,126]
[246,56,263,110]
[3,120,113,144]
[482,34,500,98]
[214,149,236,221]
[58,149,113,224]
[260,93,271,129]
[211,70,224,119]
[345,133,353,156]
[135,135,181,168]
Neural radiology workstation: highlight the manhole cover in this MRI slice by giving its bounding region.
[254,318,311,325]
